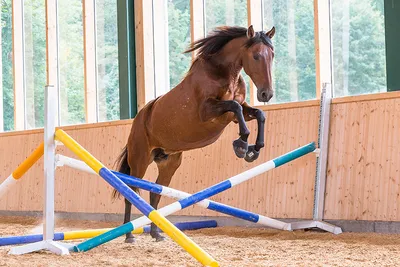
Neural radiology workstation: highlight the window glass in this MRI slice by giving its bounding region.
[1,0,13,131]
[58,0,85,125]
[263,0,316,103]
[96,0,120,122]
[331,0,386,97]
[24,0,46,129]
[167,0,191,89]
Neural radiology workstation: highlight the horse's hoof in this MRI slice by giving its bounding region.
[125,237,136,243]
[244,145,260,162]
[151,233,166,242]
[233,138,248,158]
[155,235,166,242]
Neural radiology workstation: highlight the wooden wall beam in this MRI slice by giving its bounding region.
[83,0,98,123]
[12,0,25,130]
[134,0,155,111]
[46,0,60,125]
[247,0,263,106]
[314,0,333,99]
[190,0,205,59]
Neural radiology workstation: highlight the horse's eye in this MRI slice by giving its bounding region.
[253,54,260,60]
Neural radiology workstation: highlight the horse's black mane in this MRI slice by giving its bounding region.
[184,26,273,59]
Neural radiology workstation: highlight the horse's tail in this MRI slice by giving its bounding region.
[111,146,139,200]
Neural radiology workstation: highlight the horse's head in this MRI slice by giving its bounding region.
[242,25,275,103]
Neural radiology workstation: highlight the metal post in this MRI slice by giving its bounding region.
[313,82,332,220]
[291,83,342,235]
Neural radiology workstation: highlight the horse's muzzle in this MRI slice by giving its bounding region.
[258,90,273,102]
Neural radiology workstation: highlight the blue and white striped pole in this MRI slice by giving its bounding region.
[73,142,316,252]
[113,172,290,230]
[58,154,291,230]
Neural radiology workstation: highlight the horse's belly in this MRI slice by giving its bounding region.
[151,120,228,152]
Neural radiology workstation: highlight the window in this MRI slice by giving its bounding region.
[96,0,120,122]
[331,0,386,97]
[24,0,46,129]
[263,0,316,103]
[1,0,13,131]
[58,0,85,126]
[205,0,247,33]
[167,0,191,89]
[0,0,123,132]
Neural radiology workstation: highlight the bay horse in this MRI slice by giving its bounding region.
[113,25,275,243]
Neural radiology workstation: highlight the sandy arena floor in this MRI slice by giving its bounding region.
[1,216,400,266]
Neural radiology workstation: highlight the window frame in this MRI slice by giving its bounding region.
[1,0,394,132]
[7,0,123,132]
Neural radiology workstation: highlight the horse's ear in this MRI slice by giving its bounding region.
[247,25,255,39]
[266,26,275,39]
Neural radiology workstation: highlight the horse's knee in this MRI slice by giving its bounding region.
[255,109,266,123]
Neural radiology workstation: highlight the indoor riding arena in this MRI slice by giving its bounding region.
[0,0,399,266]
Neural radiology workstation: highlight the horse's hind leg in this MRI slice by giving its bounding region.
[150,152,183,241]
[124,139,152,243]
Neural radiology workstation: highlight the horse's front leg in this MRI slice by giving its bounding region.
[200,98,250,158]
[241,102,265,162]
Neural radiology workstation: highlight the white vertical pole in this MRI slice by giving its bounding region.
[43,85,56,240]
[8,86,71,254]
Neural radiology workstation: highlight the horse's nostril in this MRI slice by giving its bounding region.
[258,90,273,102]
[261,92,267,99]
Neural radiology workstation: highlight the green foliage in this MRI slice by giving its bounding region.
[58,0,85,125]
[1,0,13,131]
[0,0,120,130]
[332,0,386,97]
[167,0,191,89]
[24,0,46,129]
[96,0,120,122]
[263,0,316,103]
[0,0,388,130]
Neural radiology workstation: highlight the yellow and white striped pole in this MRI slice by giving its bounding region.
[0,142,44,197]
[55,129,218,267]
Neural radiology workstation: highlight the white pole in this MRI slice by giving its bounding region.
[43,85,56,240]
[9,86,70,255]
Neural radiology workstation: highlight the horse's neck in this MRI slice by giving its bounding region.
[207,37,246,84]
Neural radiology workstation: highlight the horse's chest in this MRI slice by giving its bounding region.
[220,86,244,103]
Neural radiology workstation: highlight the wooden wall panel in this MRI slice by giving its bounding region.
[0,105,319,219]
[325,98,400,221]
